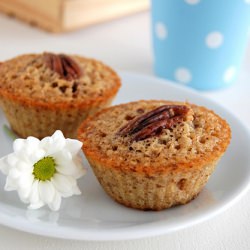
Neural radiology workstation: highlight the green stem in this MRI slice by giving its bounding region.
[3,125,18,140]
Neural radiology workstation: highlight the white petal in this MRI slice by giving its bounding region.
[55,161,78,177]
[18,187,31,203]
[29,180,40,204]
[52,130,65,140]
[29,149,46,164]
[53,150,72,162]
[40,137,51,147]
[16,161,33,173]
[26,136,40,148]
[38,181,56,204]
[55,156,86,179]
[65,139,83,156]
[51,174,75,197]
[18,174,34,203]
[14,139,33,157]
[16,174,34,198]
[73,155,86,179]
[28,201,44,210]
[41,131,66,155]
[4,176,18,191]
[0,155,12,175]
[13,138,26,152]
[18,173,34,189]
[9,168,21,179]
[15,136,41,163]
[14,146,33,162]
[51,131,66,150]
[72,184,81,195]
[48,191,62,211]
[7,154,19,166]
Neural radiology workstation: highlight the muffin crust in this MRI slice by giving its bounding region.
[79,100,231,175]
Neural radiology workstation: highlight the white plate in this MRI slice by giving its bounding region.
[0,72,250,241]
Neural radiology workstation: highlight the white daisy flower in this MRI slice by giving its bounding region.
[0,130,86,211]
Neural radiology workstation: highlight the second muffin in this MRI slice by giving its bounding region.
[0,52,121,138]
[78,100,231,210]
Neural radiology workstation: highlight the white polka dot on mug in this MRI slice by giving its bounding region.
[184,0,200,5]
[205,32,224,49]
[151,0,250,90]
[155,22,168,40]
[174,68,192,84]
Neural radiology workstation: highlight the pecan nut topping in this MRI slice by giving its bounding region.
[43,52,82,80]
[118,105,189,141]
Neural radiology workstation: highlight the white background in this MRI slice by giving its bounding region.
[0,10,250,250]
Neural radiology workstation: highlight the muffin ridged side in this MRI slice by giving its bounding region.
[87,155,218,210]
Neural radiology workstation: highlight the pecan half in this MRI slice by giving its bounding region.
[43,52,82,80]
[118,105,189,141]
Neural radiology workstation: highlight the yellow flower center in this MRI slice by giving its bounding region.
[33,156,56,181]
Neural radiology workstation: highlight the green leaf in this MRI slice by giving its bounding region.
[3,125,18,140]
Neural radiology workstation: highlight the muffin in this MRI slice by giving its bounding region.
[0,52,121,138]
[78,100,231,210]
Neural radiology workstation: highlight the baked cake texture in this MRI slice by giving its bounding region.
[0,53,121,138]
[78,100,231,210]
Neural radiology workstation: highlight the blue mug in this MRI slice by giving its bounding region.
[151,0,250,90]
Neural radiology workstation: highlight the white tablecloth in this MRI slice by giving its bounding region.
[0,11,250,250]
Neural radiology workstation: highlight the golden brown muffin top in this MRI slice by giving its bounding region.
[78,100,231,175]
[0,53,120,107]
